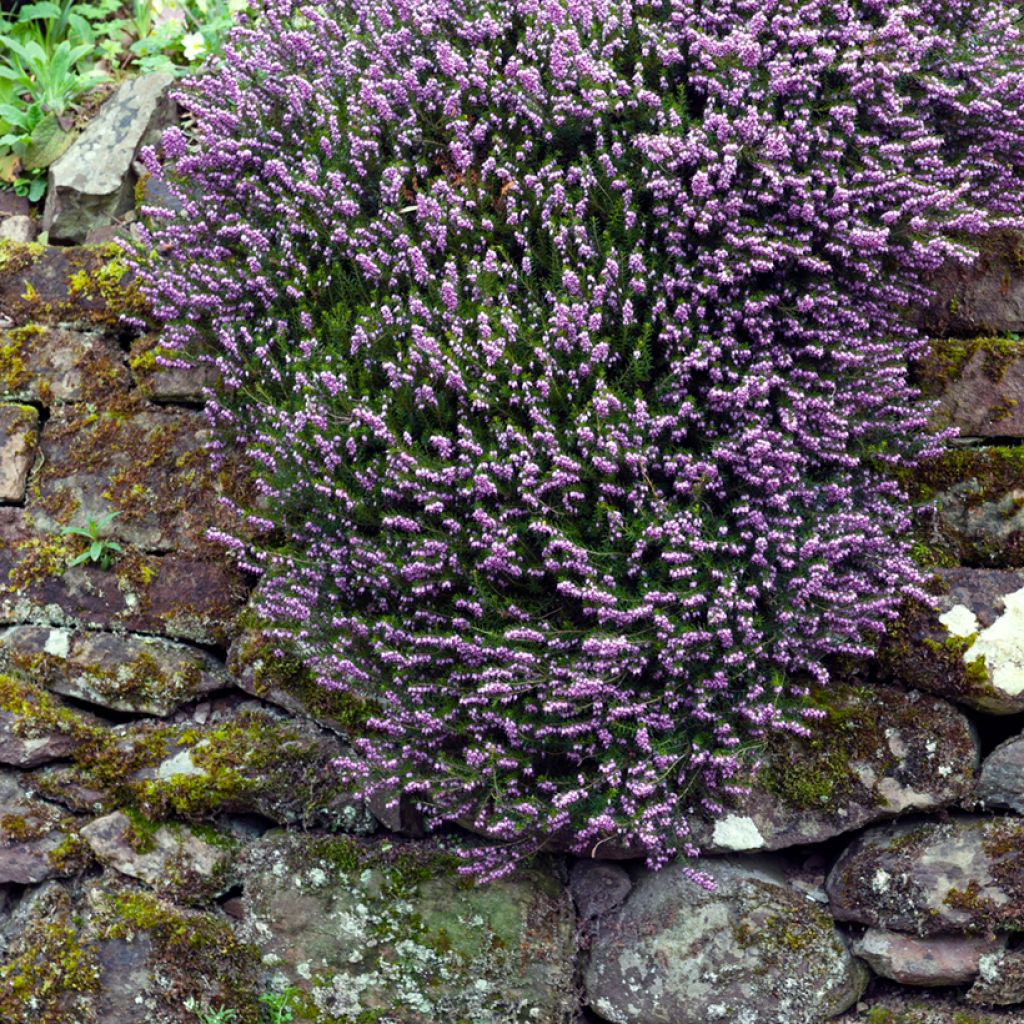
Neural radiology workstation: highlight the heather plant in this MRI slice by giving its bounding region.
[130,0,1024,879]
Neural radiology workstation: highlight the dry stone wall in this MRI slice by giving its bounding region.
[2,87,1024,1024]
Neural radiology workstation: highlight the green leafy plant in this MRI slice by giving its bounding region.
[59,511,124,570]
[258,988,299,1024]
[183,997,238,1024]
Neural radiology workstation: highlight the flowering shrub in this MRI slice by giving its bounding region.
[132,0,1024,877]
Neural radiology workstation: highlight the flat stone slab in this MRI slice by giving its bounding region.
[584,855,867,1024]
[691,684,977,853]
[0,670,98,767]
[0,625,230,715]
[0,325,129,405]
[0,241,149,328]
[920,231,1024,338]
[29,403,235,553]
[235,832,577,1024]
[906,448,1024,568]
[881,569,1024,713]
[918,337,1024,438]
[826,817,1024,935]
[44,702,376,831]
[0,878,264,1022]
[43,72,176,245]
[0,404,37,503]
[0,510,248,646]
[851,928,1005,987]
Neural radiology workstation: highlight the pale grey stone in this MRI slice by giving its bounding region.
[978,732,1024,813]
[43,73,176,244]
[0,215,37,243]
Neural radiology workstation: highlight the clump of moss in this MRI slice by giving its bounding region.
[51,708,367,831]
[915,334,1024,397]
[0,673,95,744]
[0,890,100,1024]
[758,685,880,810]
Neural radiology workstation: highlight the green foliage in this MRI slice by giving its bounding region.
[184,998,238,1024]
[58,510,123,570]
[0,0,251,204]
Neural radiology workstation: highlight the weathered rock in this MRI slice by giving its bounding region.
[0,671,96,767]
[968,949,1024,1006]
[920,231,1024,338]
[43,73,176,245]
[690,684,977,853]
[827,817,1024,936]
[0,769,79,883]
[906,447,1024,568]
[0,625,231,716]
[0,404,37,504]
[0,216,36,244]
[236,832,577,1024]
[80,811,232,900]
[978,732,1024,814]
[584,856,868,1024]
[850,928,1006,987]
[41,702,375,832]
[917,337,1024,438]
[0,325,129,405]
[29,403,239,553]
[569,860,632,920]
[129,333,219,403]
[880,569,1024,713]
[0,241,148,328]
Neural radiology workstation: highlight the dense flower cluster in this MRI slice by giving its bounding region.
[131,0,1024,877]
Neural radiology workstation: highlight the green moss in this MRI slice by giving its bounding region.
[98,891,262,1022]
[864,1010,896,1024]
[0,673,94,742]
[45,832,94,874]
[917,334,1024,396]
[233,617,380,736]
[122,807,161,854]
[0,909,100,1024]
[923,632,991,692]
[758,685,878,809]
[902,446,1024,505]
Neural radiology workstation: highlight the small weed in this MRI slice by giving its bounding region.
[58,510,123,570]
[184,997,237,1024]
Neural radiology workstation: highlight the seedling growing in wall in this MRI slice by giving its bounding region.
[59,509,123,570]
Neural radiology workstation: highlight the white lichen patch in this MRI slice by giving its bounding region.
[154,748,201,780]
[940,587,1024,696]
[711,814,766,851]
[43,628,70,659]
